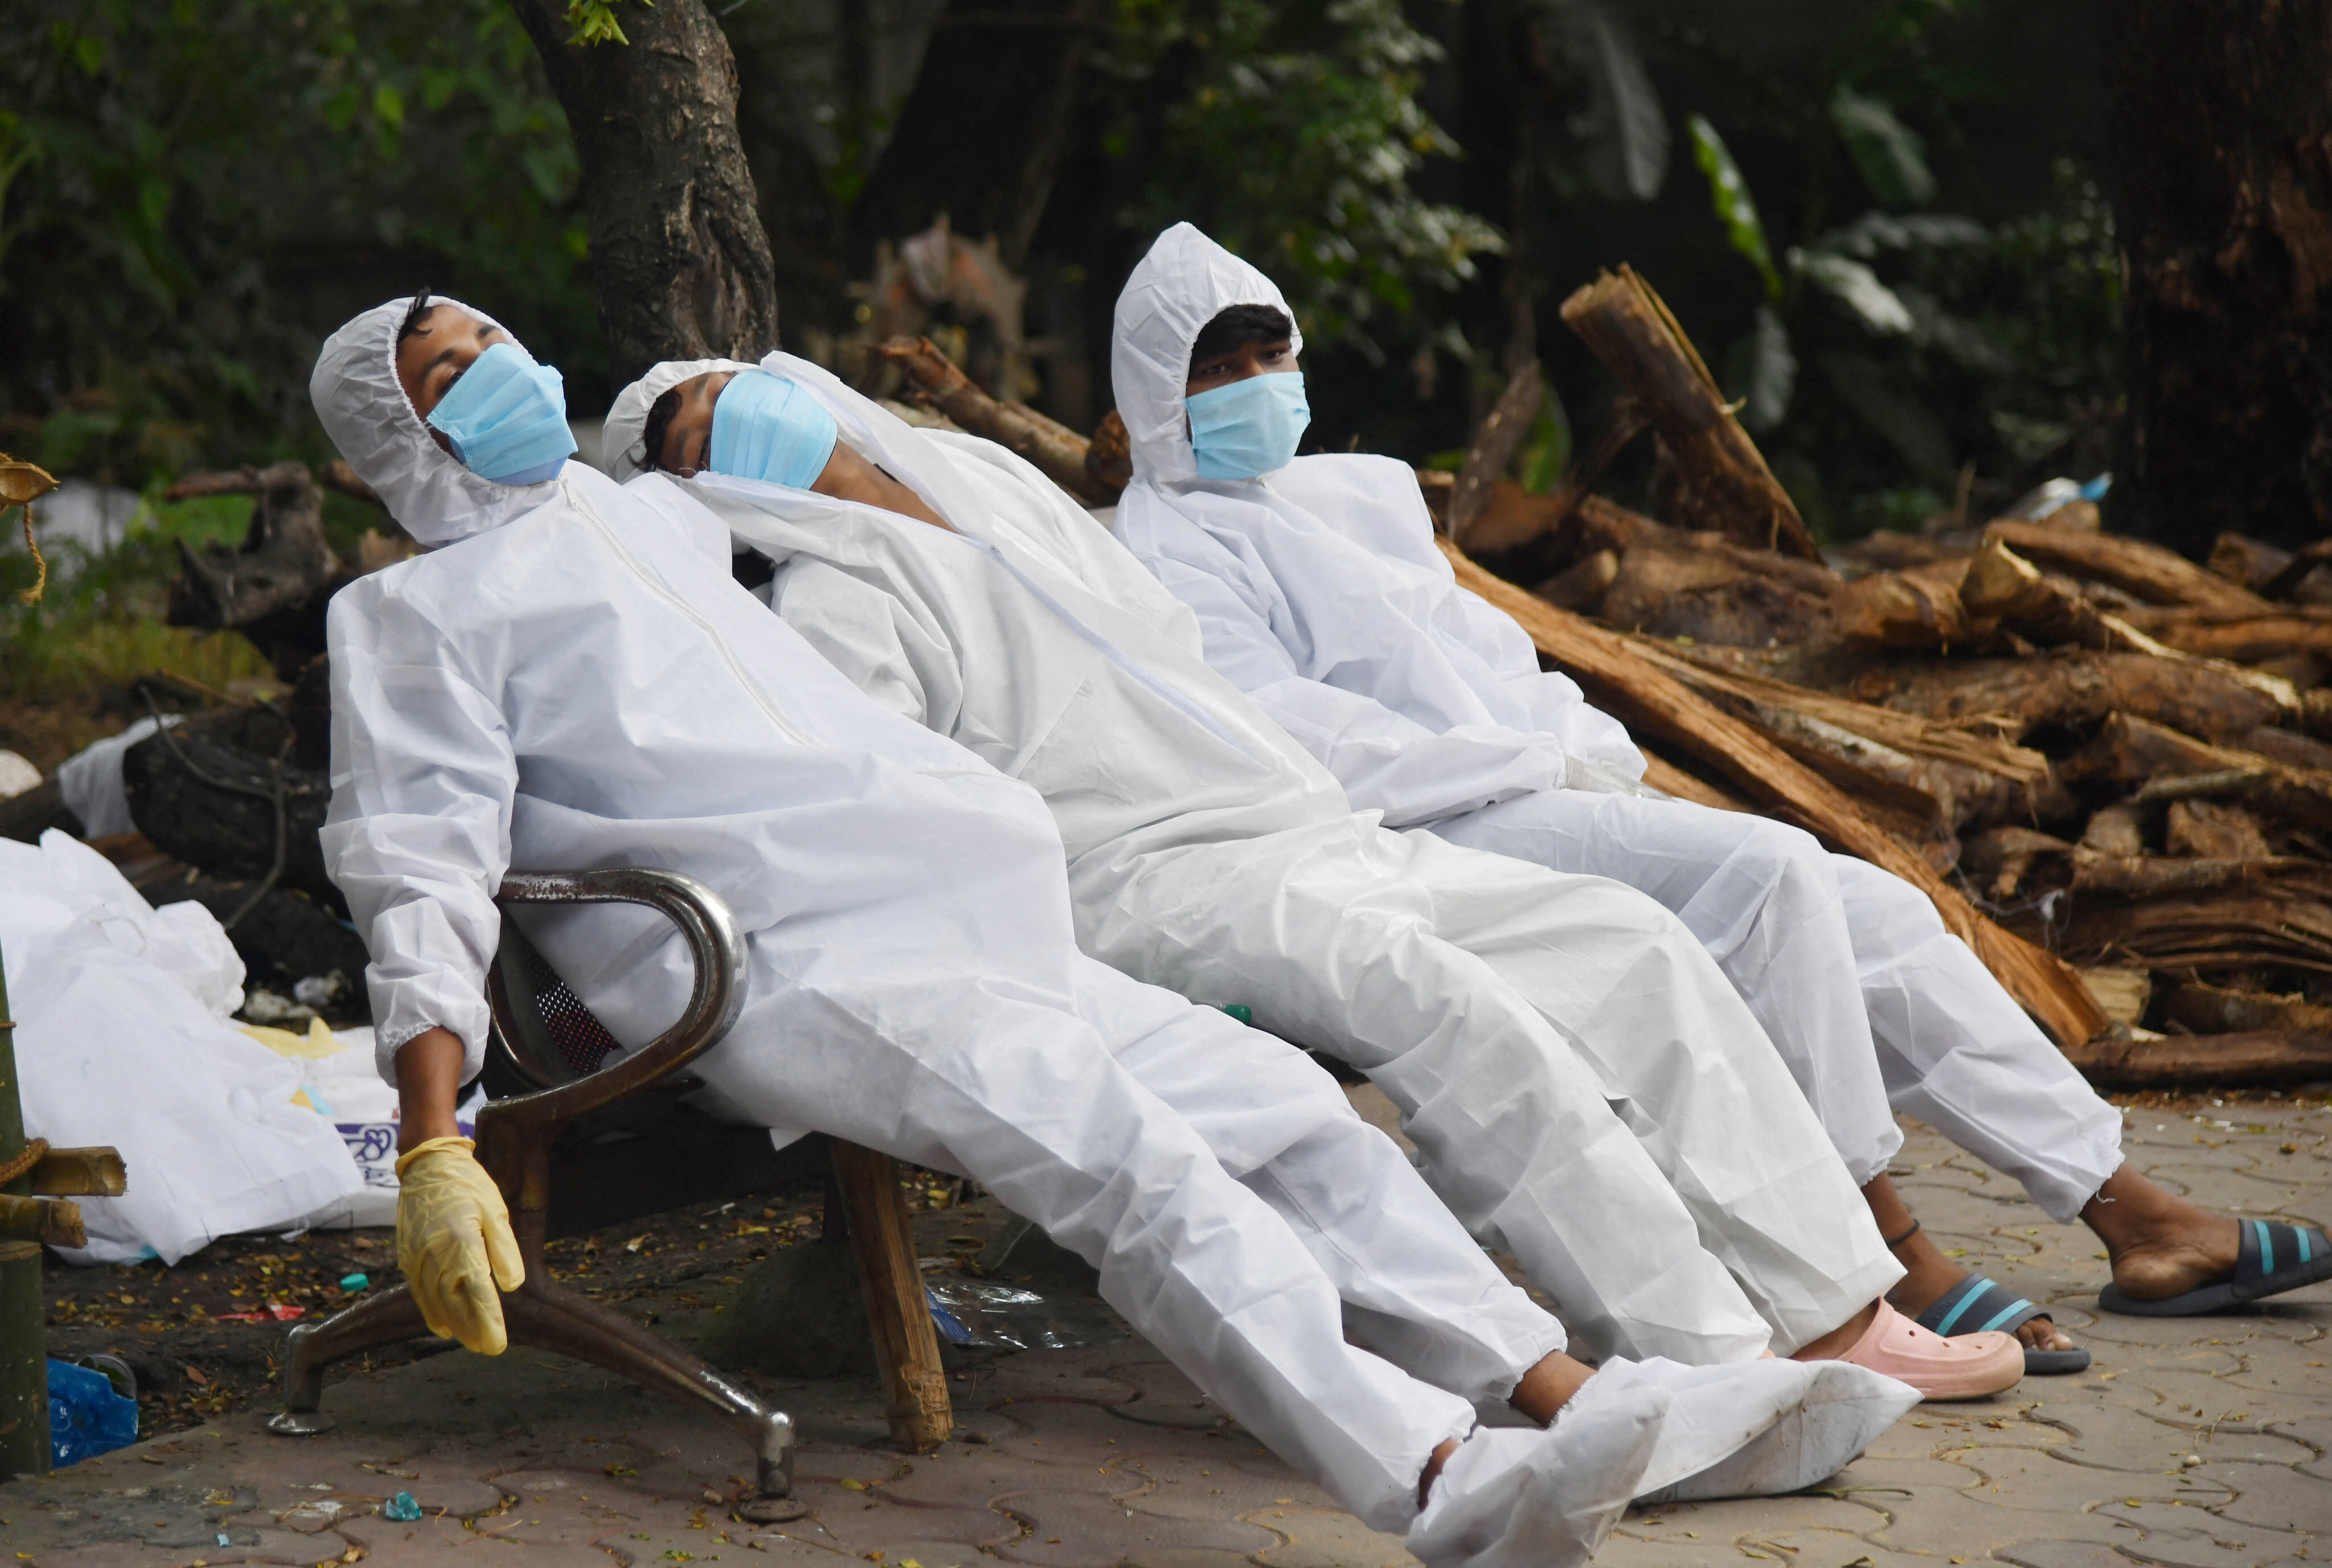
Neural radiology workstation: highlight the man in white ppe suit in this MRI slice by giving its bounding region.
[1102,222,2332,1366]
[603,351,2030,1403]
[312,292,1924,1568]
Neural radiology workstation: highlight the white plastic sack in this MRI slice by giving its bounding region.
[0,831,364,1263]
[55,715,178,839]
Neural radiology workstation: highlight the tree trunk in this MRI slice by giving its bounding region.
[509,0,781,389]
[2102,1,2332,556]
[847,0,1099,272]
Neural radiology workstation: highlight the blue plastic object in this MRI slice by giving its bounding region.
[384,1491,424,1521]
[340,1273,370,1292]
[47,1358,138,1467]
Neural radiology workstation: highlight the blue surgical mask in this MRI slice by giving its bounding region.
[424,342,577,486]
[1185,371,1310,480]
[708,370,839,489]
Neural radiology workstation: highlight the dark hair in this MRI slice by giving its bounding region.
[395,287,436,344]
[1189,304,1293,372]
[638,387,684,474]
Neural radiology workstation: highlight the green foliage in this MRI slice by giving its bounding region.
[0,1,599,486]
[565,0,648,46]
[1829,85,1936,208]
[1,490,270,700]
[1686,116,1780,301]
[1105,0,1505,362]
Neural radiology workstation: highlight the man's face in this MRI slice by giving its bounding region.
[1184,337,1298,400]
[395,305,514,433]
[654,371,739,475]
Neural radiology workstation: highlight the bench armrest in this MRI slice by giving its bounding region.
[487,868,747,1127]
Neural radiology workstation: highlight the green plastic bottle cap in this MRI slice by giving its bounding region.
[340,1273,370,1292]
[1221,1004,1253,1025]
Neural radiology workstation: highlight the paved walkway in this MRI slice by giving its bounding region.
[6,1102,2327,1568]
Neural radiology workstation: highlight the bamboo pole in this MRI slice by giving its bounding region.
[0,941,47,1480]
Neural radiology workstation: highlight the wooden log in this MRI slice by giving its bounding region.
[2165,800,2270,861]
[1957,537,2124,650]
[1833,559,1985,651]
[1534,548,1618,613]
[1084,410,1132,496]
[1559,268,1820,560]
[2061,1029,2332,1089]
[874,335,1109,504]
[1639,750,1749,812]
[1468,480,1573,556]
[829,1140,951,1453]
[1960,826,2075,900]
[2052,886,2332,974]
[28,1147,125,1198]
[2161,976,2332,1036]
[167,462,352,679]
[1856,652,2286,746]
[2115,606,2332,663]
[1600,533,1839,648]
[2207,532,2292,591]
[2072,713,2332,832]
[1441,537,2108,1047]
[1449,363,1544,546]
[1983,519,2273,617]
[1626,641,2044,832]
[2068,849,2329,898]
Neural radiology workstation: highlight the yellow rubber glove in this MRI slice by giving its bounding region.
[395,1136,525,1354]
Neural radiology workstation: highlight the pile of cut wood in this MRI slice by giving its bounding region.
[886,266,2332,1093]
[1427,270,2332,1091]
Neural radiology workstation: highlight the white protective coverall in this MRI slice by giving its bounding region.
[605,353,1904,1366]
[1106,223,2125,1222]
[312,297,1620,1541]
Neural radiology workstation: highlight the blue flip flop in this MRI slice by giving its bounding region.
[2098,1218,2332,1317]
[1915,1274,2091,1375]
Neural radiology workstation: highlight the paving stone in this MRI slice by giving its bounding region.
[1999,1541,2155,1568]
[1242,1505,1415,1568]
[995,1488,1274,1567]
[2093,1498,2310,1567]
[2186,1462,2332,1533]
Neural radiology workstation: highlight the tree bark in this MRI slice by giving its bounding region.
[2101,1,2332,556]
[847,0,1099,272]
[509,0,781,389]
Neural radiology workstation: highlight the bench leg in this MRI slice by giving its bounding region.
[831,1141,952,1452]
[267,1285,430,1435]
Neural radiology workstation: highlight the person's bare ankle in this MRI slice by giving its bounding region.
[2082,1165,2241,1299]
[1508,1351,1595,1425]
[1417,1436,1461,1508]
[1789,1299,1878,1362]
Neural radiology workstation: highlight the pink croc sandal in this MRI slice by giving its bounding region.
[1831,1299,2022,1401]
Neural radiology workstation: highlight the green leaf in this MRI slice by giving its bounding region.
[1517,392,1573,495]
[372,84,405,134]
[1792,250,1912,335]
[1829,87,1936,208]
[1539,2,1667,202]
[565,0,649,47]
[1687,114,1778,299]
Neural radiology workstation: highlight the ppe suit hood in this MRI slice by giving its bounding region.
[310,295,563,547]
[613,351,1204,642]
[601,356,759,482]
[1112,223,1304,486]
